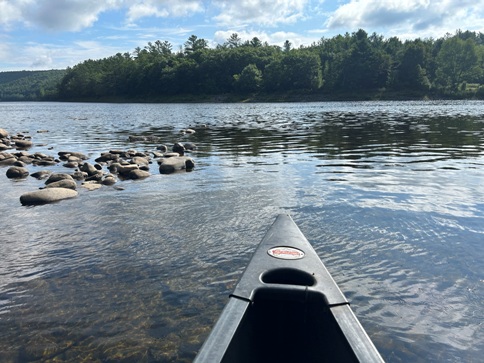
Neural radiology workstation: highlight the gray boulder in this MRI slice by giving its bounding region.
[128,169,150,179]
[58,151,88,160]
[44,178,77,190]
[159,156,195,174]
[102,175,117,185]
[6,166,29,179]
[112,163,139,176]
[15,139,33,149]
[20,188,78,205]
[80,162,98,176]
[45,173,74,184]
[0,153,17,166]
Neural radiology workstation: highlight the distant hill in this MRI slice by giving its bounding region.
[0,70,66,101]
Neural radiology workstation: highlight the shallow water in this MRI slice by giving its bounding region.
[0,101,483,362]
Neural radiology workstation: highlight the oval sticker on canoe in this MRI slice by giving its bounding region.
[268,247,305,260]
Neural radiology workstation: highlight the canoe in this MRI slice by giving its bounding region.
[194,214,384,363]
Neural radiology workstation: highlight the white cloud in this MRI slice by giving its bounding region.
[0,0,120,32]
[126,0,203,23]
[326,0,484,37]
[0,0,23,27]
[213,0,309,27]
[30,54,54,69]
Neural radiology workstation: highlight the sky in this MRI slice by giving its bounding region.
[0,0,483,72]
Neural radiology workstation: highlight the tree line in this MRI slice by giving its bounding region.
[57,29,484,101]
[1,29,483,102]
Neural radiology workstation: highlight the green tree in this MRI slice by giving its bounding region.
[249,37,263,48]
[233,64,262,92]
[226,33,242,48]
[264,51,322,91]
[396,40,431,90]
[283,40,292,52]
[338,29,390,90]
[184,35,208,54]
[435,36,479,90]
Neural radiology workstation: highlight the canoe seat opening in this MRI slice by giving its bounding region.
[261,267,316,286]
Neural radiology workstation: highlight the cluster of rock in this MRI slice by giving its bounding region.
[0,128,196,206]
[0,128,33,151]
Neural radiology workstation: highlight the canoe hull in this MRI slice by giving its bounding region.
[194,214,384,363]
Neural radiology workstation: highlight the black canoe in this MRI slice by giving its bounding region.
[194,214,384,363]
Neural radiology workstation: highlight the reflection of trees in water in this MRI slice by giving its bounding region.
[196,113,484,160]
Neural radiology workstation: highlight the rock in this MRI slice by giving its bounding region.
[0,155,17,166]
[20,188,78,205]
[185,128,196,134]
[17,155,34,164]
[0,128,9,138]
[13,160,26,167]
[102,175,117,185]
[163,152,180,158]
[6,166,29,179]
[58,151,88,160]
[109,149,125,155]
[128,169,150,179]
[45,173,74,185]
[32,157,57,166]
[81,181,102,191]
[84,172,103,182]
[156,145,168,152]
[95,152,118,163]
[15,139,33,149]
[31,170,52,179]
[159,156,195,174]
[131,156,150,166]
[67,155,83,163]
[0,143,9,151]
[183,142,197,151]
[44,178,77,190]
[152,151,165,158]
[172,143,185,155]
[80,162,98,176]
[63,161,79,168]
[112,163,139,176]
[71,171,87,180]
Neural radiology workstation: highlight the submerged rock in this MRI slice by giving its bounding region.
[81,181,102,191]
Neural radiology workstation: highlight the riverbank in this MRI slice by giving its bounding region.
[39,88,482,103]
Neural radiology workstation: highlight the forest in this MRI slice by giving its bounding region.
[0,70,66,101]
[1,29,484,101]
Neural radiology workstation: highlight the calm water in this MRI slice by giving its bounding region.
[0,101,483,362]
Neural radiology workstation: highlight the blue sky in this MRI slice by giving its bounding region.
[1,0,483,71]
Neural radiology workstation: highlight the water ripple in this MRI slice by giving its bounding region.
[0,101,483,362]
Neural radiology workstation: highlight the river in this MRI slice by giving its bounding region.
[0,101,483,362]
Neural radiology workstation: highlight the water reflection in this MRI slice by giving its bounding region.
[0,101,483,362]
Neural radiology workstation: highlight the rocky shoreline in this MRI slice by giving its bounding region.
[0,128,196,205]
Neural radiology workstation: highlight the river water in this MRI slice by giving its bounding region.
[0,101,483,362]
